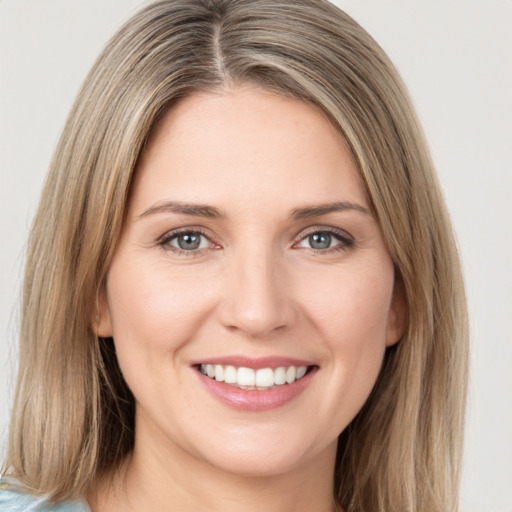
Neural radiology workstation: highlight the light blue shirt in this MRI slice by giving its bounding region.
[0,478,90,512]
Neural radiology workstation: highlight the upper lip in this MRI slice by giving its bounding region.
[190,356,316,370]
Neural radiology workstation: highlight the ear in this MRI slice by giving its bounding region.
[386,278,407,347]
[94,286,113,338]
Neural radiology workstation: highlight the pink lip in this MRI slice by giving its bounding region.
[191,355,315,370]
[194,363,318,412]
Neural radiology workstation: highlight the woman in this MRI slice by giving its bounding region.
[0,1,468,511]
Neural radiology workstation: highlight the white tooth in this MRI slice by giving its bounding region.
[214,364,224,381]
[200,364,207,375]
[237,367,255,386]
[296,366,307,379]
[285,366,296,384]
[224,365,237,384]
[255,368,274,387]
[206,364,215,378]
[274,367,286,385]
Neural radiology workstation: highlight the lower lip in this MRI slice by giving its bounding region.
[196,368,316,411]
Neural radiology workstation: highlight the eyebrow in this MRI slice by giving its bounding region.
[290,201,370,219]
[138,199,370,221]
[138,201,225,219]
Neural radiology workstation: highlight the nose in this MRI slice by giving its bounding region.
[217,246,296,339]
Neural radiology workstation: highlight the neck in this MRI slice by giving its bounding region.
[88,423,338,512]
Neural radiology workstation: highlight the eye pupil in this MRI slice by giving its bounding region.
[178,233,201,250]
[309,233,331,249]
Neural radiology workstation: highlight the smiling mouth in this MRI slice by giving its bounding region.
[197,364,314,390]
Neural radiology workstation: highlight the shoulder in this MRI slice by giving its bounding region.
[0,478,90,512]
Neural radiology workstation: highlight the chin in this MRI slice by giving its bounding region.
[187,423,336,479]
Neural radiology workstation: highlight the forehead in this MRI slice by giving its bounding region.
[130,87,367,214]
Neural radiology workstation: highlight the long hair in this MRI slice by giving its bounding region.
[4,1,468,510]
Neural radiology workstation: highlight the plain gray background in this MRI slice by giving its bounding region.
[1,1,511,510]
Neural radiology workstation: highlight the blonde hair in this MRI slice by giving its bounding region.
[4,1,468,510]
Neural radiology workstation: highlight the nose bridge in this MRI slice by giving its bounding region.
[219,240,293,338]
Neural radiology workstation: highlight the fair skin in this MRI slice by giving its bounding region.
[92,86,404,512]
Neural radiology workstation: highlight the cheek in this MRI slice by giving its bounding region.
[298,259,394,397]
[301,266,393,429]
[105,257,217,371]
[300,260,394,344]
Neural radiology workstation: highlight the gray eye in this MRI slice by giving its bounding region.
[161,230,214,253]
[308,233,332,249]
[175,233,203,250]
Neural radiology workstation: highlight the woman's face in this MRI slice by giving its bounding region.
[97,87,404,478]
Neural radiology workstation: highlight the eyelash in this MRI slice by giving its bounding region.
[157,227,218,257]
[293,227,355,254]
[157,227,355,256]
